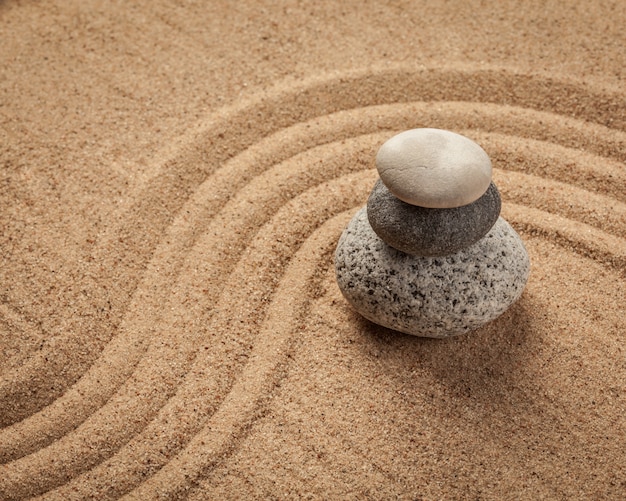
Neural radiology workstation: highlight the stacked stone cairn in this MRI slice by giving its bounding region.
[335,128,530,338]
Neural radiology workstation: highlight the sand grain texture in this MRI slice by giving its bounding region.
[1,1,625,499]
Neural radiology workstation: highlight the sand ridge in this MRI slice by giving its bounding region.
[1,2,625,500]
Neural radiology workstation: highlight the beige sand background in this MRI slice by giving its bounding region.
[1,1,625,499]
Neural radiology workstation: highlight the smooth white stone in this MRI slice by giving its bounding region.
[375,128,492,208]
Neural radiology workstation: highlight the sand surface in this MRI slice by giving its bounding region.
[1,1,625,499]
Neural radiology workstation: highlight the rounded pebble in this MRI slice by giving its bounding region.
[367,179,501,256]
[376,128,492,208]
[335,208,530,338]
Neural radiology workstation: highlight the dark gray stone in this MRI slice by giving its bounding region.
[367,179,501,256]
[335,208,530,338]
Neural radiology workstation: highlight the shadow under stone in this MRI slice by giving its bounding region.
[353,293,543,411]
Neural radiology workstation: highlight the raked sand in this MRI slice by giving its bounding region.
[1,1,625,499]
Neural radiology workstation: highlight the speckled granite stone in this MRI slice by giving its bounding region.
[335,208,530,338]
[367,179,501,256]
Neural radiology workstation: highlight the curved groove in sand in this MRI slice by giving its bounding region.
[2,65,624,500]
[494,169,626,239]
[17,171,623,499]
[3,64,625,428]
[0,161,371,496]
[7,171,371,499]
[125,203,625,499]
[122,208,362,500]
[2,94,625,430]
[3,97,624,431]
[3,120,622,466]
[504,204,626,276]
[0,135,373,462]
